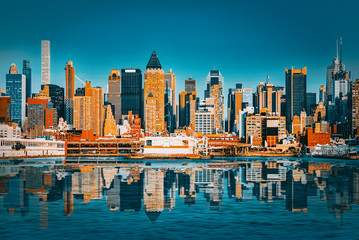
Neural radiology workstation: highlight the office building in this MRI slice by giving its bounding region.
[179,91,197,129]
[254,75,283,115]
[6,64,26,128]
[185,78,196,93]
[22,60,31,100]
[103,105,119,136]
[351,79,359,135]
[210,84,223,132]
[107,69,121,123]
[285,67,307,131]
[164,70,176,133]
[227,85,242,133]
[242,88,253,108]
[144,50,165,134]
[64,99,73,128]
[0,96,11,123]
[306,93,316,115]
[195,98,215,135]
[65,61,75,99]
[41,40,50,85]
[42,84,64,120]
[121,69,143,122]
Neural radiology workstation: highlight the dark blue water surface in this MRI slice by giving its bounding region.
[1,156,359,240]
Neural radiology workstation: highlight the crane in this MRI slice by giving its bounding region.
[75,75,86,86]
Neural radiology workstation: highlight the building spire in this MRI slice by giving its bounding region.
[336,36,339,60]
[339,36,343,71]
[266,73,270,84]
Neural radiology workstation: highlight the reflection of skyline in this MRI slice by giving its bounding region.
[0,160,359,228]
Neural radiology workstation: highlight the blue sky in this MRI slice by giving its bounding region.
[1,0,359,101]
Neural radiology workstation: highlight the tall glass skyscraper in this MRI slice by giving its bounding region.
[121,69,143,120]
[22,60,31,100]
[41,40,50,85]
[285,67,307,130]
[6,64,26,128]
[42,84,64,120]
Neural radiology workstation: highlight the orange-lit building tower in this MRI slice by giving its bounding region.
[351,79,359,136]
[104,105,119,136]
[73,81,104,136]
[107,69,121,123]
[144,51,165,134]
[210,84,223,132]
[0,96,11,123]
[65,61,75,99]
[319,85,326,103]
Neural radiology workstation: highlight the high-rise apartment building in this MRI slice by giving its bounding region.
[41,40,50,85]
[107,69,121,123]
[6,64,26,128]
[65,61,75,99]
[73,82,104,136]
[144,51,165,134]
[22,60,31,100]
[285,67,307,130]
[0,96,11,123]
[211,84,223,132]
[195,98,215,135]
[227,85,242,133]
[121,69,143,122]
[351,79,359,135]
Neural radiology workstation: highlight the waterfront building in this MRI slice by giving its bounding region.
[65,61,75,99]
[144,50,165,134]
[306,92,317,115]
[22,60,31,100]
[185,78,196,93]
[195,98,215,135]
[103,105,119,136]
[6,63,26,128]
[0,122,21,138]
[107,69,121,123]
[0,96,11,123]
[119,111,142,138]
[319,85,326,103]
[254,75,283,115]
[121,68,143,122]
[41,40,50,85]
[178,91,197,130]
[285,67,307,131]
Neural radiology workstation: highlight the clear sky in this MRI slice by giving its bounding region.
[1,0,359,101]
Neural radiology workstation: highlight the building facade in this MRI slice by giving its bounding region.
[65,61,75,100]
[108,69,121,123]
[144,51,165,134]
[6,64,26,128]
[121,69,143,122]
[41,40,50,85]
[22,60,31,100]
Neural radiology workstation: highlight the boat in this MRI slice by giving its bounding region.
[311,144,358,160]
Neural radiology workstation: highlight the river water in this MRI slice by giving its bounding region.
[0,156,359,239]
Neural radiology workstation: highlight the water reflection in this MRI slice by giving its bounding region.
[1,158,359,229]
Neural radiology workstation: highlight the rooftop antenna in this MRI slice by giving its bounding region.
[266,73,270,84]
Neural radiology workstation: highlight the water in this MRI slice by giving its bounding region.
[1,156,359,240]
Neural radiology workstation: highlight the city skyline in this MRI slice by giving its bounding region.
[1,1,359,101]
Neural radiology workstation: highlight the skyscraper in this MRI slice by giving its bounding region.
[6,64,26,128]
[121,69,143,122]
[227,84,242,133]
[164,70,176,133]
[185,78,196,93]
[65,61,75,100]
[254,75,282,115]
[204,69,224,130]
[319,85,326,103]
[42,84,64,120]
[210,84,223,132]
[285,67,307,130]
[108,69,121,123]
[41,40,50,85]
[351,79,359,135]
[144,50,165,134]
[22,60,31,100]
[306,92,316,115]
[178,91,197,129]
